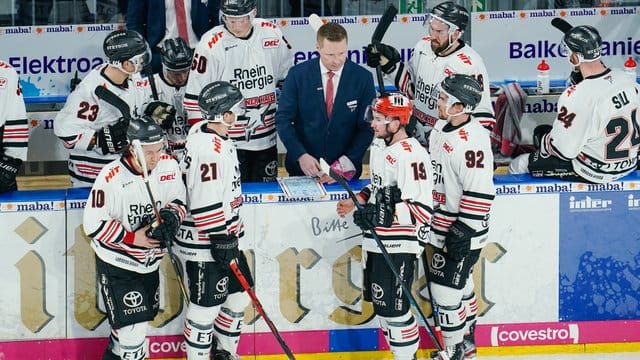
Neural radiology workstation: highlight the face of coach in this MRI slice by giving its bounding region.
[316,36,347,72]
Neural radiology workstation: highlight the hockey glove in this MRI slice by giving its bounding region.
[96,117,129,155]
[0,154,22,193]
[568,68,583,86]
[365,42,400,74]
[533,124,552,150]
[374,185,401,227]
[209,234,241,265]
[444,220,475,261]
[353,204,377,231]
[147,208,181,247]
[145,101,176,130]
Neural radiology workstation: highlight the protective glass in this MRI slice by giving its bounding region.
[558,39,571,57]
[364,102,391,125]
[128,47,152,72]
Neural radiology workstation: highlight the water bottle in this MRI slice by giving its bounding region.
[624,56,637,83]
[536,59,550,95]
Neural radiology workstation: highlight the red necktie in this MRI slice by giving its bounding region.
[175,0,189,46]
[326,71,334,118]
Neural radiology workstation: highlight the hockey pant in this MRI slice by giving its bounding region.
[379,312,420,360]
[184,292,249,359]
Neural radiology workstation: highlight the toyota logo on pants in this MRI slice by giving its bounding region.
[123,291,143,308]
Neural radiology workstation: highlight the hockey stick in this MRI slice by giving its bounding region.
[551,17,573,34]
[319,158,448,357]
[229,258,296,360]
[371,4,398,96]
[131,139,189,304]
[145,65,159,100]
[94,85,132,120]
[308,13,323,32]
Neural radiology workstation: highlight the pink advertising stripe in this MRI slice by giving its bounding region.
[0,337,107,359]
[377,328,440,350]
[147,331,329,358]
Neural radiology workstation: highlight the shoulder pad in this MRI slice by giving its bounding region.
[0,60,13,69]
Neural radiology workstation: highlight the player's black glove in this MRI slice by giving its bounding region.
[444,220,475,261]
[209,233,241,265]
[0,154,22,193]
[533,124,552,150]
[145,101,176,130]
[146,208,181,247]
[96,117,129,155]
[353,186,399,230]
[365,42,400,74]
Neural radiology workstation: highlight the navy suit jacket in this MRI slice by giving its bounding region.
[127,0,219,72]
[276,57,375,179]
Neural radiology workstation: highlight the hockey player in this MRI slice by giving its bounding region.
[427,74,495,360]
[0,60,28,193]
[365,1,495,147]
[184,0,293,182]
[508,24,640,184]
[83,116,187,360]
[150,37,194,160]
[335,93,434,360]
[179,81,252,360]
[55,29,155,187]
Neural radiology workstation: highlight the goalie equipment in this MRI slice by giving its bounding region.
[368,93,413,125]
[444,220,475,261]
[559,25,602,64]
[96,117,129,154]
[221,0,256,17]
[427,1,469,32]
[127,115,165,145]
[0,154,22,193]
[145,101,177,130]
[160,37,193,71]
[440,74,482,113]
[198,81,246,125]
[103,30,151,72]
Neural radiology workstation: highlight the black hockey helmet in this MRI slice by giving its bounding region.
[103,30,151,73]
[439,74,482,113]
[560,25,602,63]
[127,115,165,145]
[161,37,194,71]
[427,1,469,32]
[221,0,256,17]
[198,81,245,123]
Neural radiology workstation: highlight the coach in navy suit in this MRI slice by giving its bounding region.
[276,22,375,182]
[127,0,219,73]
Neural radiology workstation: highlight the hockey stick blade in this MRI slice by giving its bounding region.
[229,259,296,360]
[551,17,573,34]
[94,85,131,120]
[308,13,323,32]
[371,4,398,43]
[320,157,448,354]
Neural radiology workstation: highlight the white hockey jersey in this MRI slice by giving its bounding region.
[391,38,495,146]
[83,154,187,273]
[152,74,189,158]
[361,137,434,255]
[429,119,495,251]
[55,65,153,187]
[0,61,28,161]
[540,68,640,183]
[184,19,293,151]
[176,121,244,262]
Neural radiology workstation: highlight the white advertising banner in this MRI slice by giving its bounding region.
[471,7,640,84]
[0,16,427,100]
